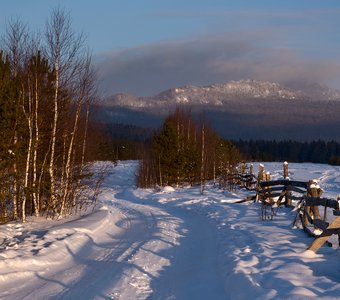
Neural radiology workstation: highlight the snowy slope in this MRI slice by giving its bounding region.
[0,161,340,299]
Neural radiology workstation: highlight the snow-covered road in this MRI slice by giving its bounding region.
[1,161,340,299]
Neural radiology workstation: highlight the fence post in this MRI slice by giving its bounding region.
[257,164,265,182]
[248,163,254,189]
[283,162,292,206]
[265,172,272,203]
[307,180,322,222]
[256,164,265,202]
[283,161,289,179]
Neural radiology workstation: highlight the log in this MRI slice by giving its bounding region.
[286,186,307,194]
[258,186,286,194]
[313,219,329,231]
[287,181,309,188]
[260,179,287,187]
[305,197,339,210]
[307,216,340,253]
[260,179,308,188]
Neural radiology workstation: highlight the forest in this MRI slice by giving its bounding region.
[235,139,340,165]
[137,108,241,191]
[95,122,340,166]
[0,9,104,223]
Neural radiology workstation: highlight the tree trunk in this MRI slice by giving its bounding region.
[32,72,40,215]
[49,53,59,215]
[200,124,205,195]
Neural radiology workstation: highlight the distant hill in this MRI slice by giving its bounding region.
[103,79,340,107]
[95,80,340,141]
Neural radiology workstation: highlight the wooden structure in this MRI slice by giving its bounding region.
[228,162,257,192]
[230,161,340,253]
[257,162,308,207]
[258,178,308,220]
[301,196,340,253]
[307,215,340,253]
[255,163,340,253]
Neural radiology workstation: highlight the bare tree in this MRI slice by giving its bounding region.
[44,8,85,217]
[60,53,96,216]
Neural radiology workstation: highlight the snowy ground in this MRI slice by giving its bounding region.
[0,161,340,299]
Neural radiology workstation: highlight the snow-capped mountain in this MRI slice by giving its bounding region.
[103,80,340,108]
[96,79,340,141]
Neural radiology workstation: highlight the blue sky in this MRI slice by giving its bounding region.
[1,1,340,95]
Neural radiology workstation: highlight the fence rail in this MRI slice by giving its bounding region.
[233,161,340,254]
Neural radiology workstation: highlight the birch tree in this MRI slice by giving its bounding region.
[44,8,85,217]
[60,53,96,216]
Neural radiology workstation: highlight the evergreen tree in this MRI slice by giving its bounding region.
[138,108,241,188]
[0,52,20,220]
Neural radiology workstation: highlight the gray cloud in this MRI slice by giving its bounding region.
[96,33,340,96]
[155,8,340,19]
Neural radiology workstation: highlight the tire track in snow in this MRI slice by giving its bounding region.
[53,199,176,300]
[146,205,227,300]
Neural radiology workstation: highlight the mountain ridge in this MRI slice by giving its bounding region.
[95,79,340,141]
[103,79,340,108]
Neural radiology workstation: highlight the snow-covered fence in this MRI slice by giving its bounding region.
[258,179,308,220]
[234,173,257,190]
[228,162,257,191]
[253,163,340,253]
[301,195,340,253]
[258,179,308,205]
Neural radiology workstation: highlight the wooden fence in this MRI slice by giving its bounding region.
[234,162,340,253]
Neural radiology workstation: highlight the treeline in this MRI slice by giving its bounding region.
[235,139,340,165]
[91,123,153,161]
[138,108,241,191]
[0,9,101,222]
[104,123,154,142]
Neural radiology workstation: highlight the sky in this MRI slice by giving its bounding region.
[1,1,340,96]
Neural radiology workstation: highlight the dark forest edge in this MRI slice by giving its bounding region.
[235,140,340,165]
[98,122,340,166]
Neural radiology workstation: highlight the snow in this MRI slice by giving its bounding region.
[1,160,340,299]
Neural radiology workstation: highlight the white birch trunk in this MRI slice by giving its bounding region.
[80,100,90,177]
[12,134,18,219]
[22,81,33,222]
[49,52,59,213]
[32,73,40,216]
[200,124,205,195]
[60,90,84,216]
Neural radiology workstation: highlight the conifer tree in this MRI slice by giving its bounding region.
[138,107,241,188]
[0,52,19,220]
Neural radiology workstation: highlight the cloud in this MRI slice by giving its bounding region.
[154,8,340,19]
[96,33,340,96]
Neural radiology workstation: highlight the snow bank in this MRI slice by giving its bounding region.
[1,161,340,299]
